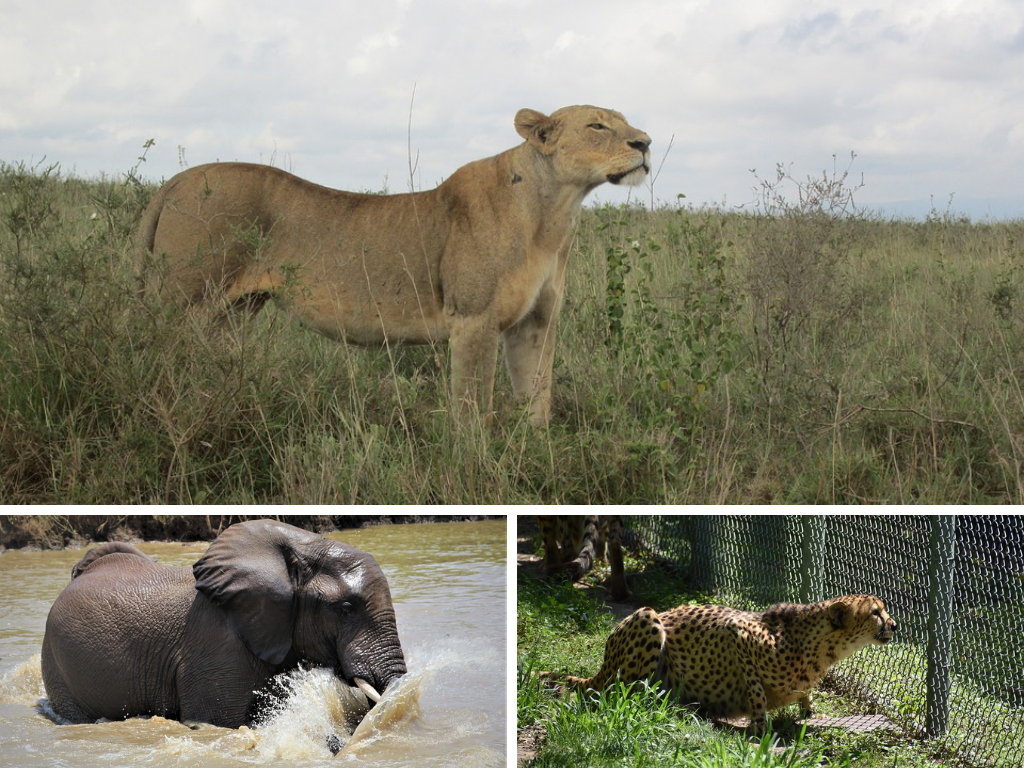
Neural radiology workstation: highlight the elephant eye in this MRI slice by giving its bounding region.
[338,600,356,616]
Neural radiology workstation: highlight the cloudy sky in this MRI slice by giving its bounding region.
[3,0,1022,218]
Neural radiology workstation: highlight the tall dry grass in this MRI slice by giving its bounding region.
[1,156,1021,503]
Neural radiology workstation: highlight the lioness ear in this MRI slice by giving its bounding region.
[515,108,556,149]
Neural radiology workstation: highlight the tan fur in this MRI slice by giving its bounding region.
[538,594,896,733]
[137,106,651,425]
[537,515,629,600]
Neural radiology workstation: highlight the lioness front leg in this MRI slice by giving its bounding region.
[448,315,501,423]
[503,280,563,427]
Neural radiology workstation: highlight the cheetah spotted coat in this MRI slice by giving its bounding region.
[540,594,896,732]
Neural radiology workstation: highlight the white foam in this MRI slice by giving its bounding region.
[0,655,46,706]
[254,667,367,760]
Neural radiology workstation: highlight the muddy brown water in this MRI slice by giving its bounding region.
[0,519,506,767]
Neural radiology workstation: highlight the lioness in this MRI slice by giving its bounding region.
[138,106,651,424]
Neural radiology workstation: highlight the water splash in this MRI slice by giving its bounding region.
[239,651,453,763]
[0,655,45,706]
[344,668,425,753]
[334,636,505,766]
[254,667,369,760]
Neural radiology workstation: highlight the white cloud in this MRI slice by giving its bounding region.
[551,31,581,53]
[1,0,1022,216]
[347,31,403,76]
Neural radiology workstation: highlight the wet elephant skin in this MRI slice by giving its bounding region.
[41,519,407,727]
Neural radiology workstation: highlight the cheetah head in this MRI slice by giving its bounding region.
[828,594,897,646]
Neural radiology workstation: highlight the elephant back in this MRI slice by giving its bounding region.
[70,542,157,579]
[42,546,200,724]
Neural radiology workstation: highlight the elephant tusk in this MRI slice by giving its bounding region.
[353,677,381,704]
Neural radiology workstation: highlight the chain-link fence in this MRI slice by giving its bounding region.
[624,515,1024,768]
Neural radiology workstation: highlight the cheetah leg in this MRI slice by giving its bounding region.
[563,516,599,581]
[537,608,667,694]
[798,693,813,717]
[746,680,768,735]
[732,626,769,735]
[541,516,599,582]
[605,518,630,600]
[539,518,569,573]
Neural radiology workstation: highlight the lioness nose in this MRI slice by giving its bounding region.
[629,135,651,152]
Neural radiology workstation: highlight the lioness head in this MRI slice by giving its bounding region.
[514,105,651,188]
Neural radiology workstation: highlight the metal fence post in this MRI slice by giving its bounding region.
[799,515,824,604]
[689,516,729,592]
[925,514,956,738]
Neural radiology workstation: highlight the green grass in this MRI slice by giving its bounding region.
[2,154,1024,502]
[518,519,1023,767]
[517,560,951,768]
[831,640,1024,766]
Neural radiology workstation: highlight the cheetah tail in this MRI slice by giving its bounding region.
[532,670,589,694]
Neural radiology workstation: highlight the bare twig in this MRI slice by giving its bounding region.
[647,133,675,210]
[831,404,979,431]
[407,83,420,192]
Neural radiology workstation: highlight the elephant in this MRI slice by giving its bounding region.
[40,519,406,731]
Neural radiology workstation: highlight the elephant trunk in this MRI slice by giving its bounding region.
[346,652,405,705]
[343,608,406,701]
[366,645,407,697]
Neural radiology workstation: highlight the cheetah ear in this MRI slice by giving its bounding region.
[828,603,850,630]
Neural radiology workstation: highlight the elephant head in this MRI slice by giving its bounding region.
[192,520,406,703]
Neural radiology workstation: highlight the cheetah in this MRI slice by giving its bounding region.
[536,515,630,600]
[538,594,896,733]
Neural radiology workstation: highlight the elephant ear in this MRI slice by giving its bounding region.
[193,520,313,665]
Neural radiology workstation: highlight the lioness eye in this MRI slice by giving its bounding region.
[588,123,608,130]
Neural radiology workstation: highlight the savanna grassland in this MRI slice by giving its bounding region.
[1,155,1022,503]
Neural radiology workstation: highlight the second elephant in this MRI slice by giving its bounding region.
[41,519,407,728]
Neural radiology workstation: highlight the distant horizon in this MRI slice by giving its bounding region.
[10,150,1022,225]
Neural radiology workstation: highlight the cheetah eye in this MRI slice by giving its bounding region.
[872,609,881,617]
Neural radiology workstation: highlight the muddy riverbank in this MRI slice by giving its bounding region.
[0,514,502,551]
